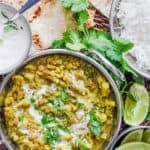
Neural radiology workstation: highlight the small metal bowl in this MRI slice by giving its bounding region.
[0,3,32,75]
[110,0,150,79]
[110,126,150,150]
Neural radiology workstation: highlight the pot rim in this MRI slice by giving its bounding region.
[110,125,150,150]
[0,2,32,75]
[0,49,122,150]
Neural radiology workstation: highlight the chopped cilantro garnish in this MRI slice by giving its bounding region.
[43,126,60,145]
[88,110,101,136]
[30,94,36,103]
[60,88,69,102]
[49,98,64,110]
[18,115,24,122]
[57,125,71,134]
[77,102,84,109]
[3,22,19,32]
[41,114,55,125]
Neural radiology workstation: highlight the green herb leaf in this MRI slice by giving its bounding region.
[49,98,64,110]
[64,29,86,51]
[51,39,65,48]
[30,94,36,103]
[4,22,19,32]
[77,102,84,109]
[43,127,60,145]
[75,11,88,32]
[60,88,69,102]
[61,0,89,12]
[80,145,90,150]
[57,125,71,134]
[18,115,24,122]
[41,114,55,125]
[89,110,101,136]
[113,37,134,52]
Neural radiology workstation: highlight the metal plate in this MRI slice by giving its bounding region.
[110,0,150,79]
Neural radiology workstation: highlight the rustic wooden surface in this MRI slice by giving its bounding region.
[0,8,149,150]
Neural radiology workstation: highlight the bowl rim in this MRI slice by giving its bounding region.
[110,125,150,150]
[0,49,122,150]
[0,2,32,75]
[109,0,150,79]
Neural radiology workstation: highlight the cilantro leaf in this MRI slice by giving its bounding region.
[113,37,134,52]
[43,127,60,145]
[64,29,86,51]
[75,11,88,32]
[61,0,90,12]
[3,22,19,32]
[88,110,101,136]
[51,39,65,48]
[41,114,55,125]
[60,88,69,102]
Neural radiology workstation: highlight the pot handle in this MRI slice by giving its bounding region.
[87,50,126,81]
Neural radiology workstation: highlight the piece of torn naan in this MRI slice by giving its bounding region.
[0,0,76,50]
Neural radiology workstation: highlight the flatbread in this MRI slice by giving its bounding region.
[0,0,76,50]
[89,0,112,18]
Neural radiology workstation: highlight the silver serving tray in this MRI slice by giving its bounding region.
[110,0,150,79]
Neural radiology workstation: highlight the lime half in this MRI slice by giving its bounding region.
[142,129,150,144]
[115,142,150,150]
[124,83,150,126]
[121,129,143,145]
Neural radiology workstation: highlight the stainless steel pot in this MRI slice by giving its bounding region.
[110,126,150,150]
[0,49,122,150]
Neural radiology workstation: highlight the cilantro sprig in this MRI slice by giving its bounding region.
[60,0,90,12]
[53,0,137,79]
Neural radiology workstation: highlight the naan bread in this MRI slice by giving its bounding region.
[0,0,76,50]
[89,0,112,18]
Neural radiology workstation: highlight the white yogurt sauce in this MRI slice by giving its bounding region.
[0,7,31,74]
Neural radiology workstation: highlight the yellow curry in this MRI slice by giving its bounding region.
[4,55,116,150]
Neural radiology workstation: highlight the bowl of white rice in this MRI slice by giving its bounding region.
[110,0,150,79]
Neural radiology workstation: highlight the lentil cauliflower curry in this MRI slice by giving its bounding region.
[3,55,116,150]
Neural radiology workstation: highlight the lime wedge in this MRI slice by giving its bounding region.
[124,83,150,126]
[115,142,150,150]
[142,129,150,144]
[121,129,143,145]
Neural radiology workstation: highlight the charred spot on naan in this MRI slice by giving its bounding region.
[28,6,41,23]
[32,34,43,50]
